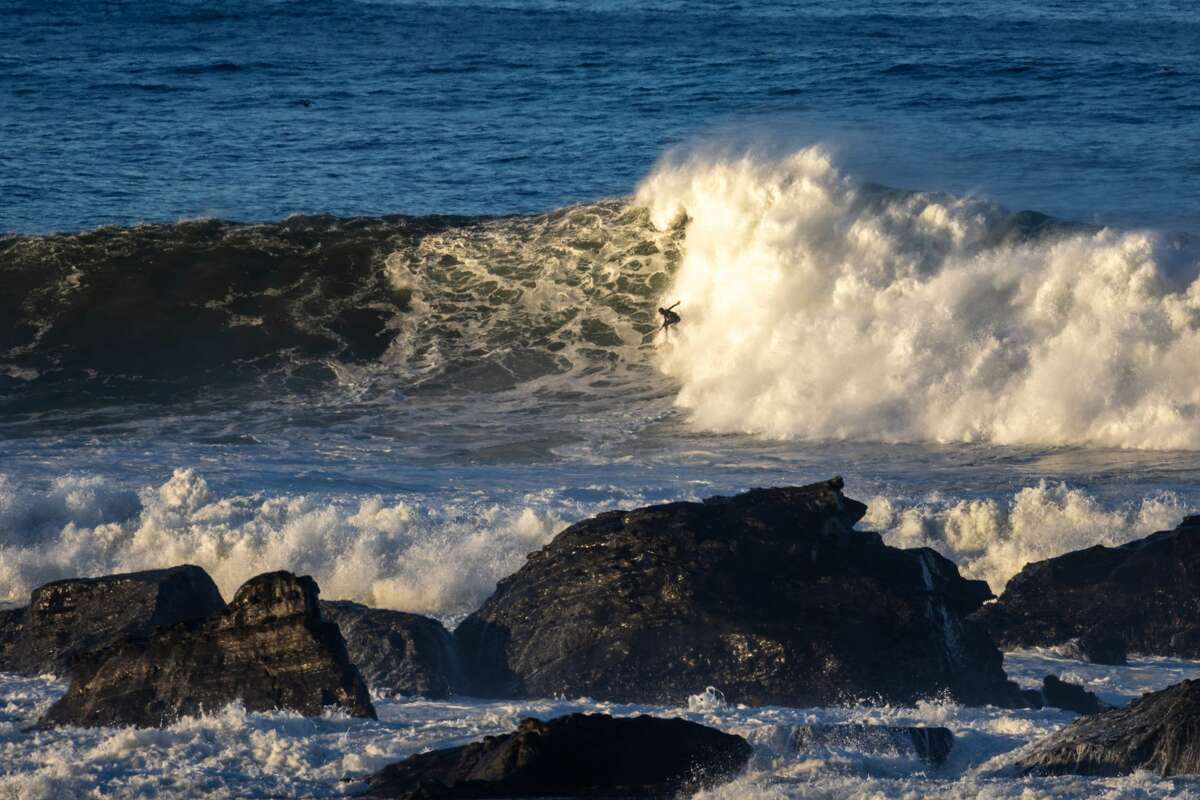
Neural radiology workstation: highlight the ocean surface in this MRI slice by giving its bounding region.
[3,0,1200,797]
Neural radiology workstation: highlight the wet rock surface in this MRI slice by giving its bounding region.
[40,571,374,727]
[321,601,463,699]
[357,712,752,799]
[0,565,225,677]
[1054,630,1129,666]
[1039,675,1102,715]
[1017,679,1200,776]
[455,478,1025,707]
[786,724,954,765]
[976,516,1200,659]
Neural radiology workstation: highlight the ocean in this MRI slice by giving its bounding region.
[3,0,1200,796]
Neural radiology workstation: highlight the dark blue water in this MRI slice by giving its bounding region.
[3,0,1199,233]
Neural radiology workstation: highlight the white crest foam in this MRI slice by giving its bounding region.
[637,145,1200,449]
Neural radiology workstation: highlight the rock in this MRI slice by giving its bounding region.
[1017,679,1200,776]
[40,571,374,727]
[321,601,463,699]
[0,606,26,664]
[455,478,1027,708]
[357,712,752,799]
[975,516,1200,659]
[1040,675,1102,715]
[786,724,954,765]
[0,565,226,677]
[1054,629,1129,666]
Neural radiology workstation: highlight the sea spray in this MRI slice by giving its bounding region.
[0,468,1186,616]
[638,145,1200,449]
[863,481,1185,593]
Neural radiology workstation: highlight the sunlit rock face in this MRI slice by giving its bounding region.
[456,478,1025,708]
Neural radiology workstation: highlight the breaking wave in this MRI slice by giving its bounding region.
[0,469,571,623]
[864,481,1185,593]
[640,145,1200,449]
[0,468,1185,616]
[5,144,1200,450]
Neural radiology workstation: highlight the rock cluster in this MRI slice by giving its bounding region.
[357,713,752,799]
[456,478,1025,707]
[14,478,1200,784]
[40,571,375,727]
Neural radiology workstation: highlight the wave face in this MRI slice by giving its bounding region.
[0,205,677,415]
[640,146,1200,449]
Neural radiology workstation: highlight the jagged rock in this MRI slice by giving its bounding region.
[1017,679,1200,776]
[0,565,226,677]
[357,713,752,799]
[321,601,463,699]
[40,571,374,727]
[1040,675,1102,715]
[975,516,1200,660]
[455,478,1026,708]
[786,724,954,765]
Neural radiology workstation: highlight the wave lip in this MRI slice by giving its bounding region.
[638,144,1200,450]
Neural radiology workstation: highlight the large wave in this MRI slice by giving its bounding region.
[640,145,1200,449]
[6,145,1200,450]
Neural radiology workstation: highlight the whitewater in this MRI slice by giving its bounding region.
[4,147,1200,797]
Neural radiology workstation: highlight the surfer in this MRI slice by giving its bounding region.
[656,302,681,336]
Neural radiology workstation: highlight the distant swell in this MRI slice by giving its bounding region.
[639,145,1200,450]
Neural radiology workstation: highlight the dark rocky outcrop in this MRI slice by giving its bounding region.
[357,713,752,799]
[455,478,1026,708]
[975,516,1200,660]
[0,565,226,677]
[321,601,463,699]
[786,724,954,765]
[41,571,374,727]
[1054,630,1129,666]
[1017,679,1200,776]
[1039,675,1102,715]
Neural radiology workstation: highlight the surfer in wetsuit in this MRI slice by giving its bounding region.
[656,302,681,336]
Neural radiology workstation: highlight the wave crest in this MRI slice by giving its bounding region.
[638,145,1200,449]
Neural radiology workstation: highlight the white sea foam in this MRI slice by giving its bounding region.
[0,468,573,622]
[864,481,1186,592]
[0,469,1187,615]
[637,145,1200,449]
